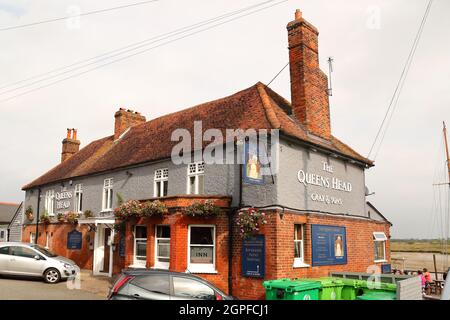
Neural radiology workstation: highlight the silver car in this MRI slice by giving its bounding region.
[0,242,78,284]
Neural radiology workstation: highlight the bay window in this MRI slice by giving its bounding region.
[102,178,114,211]
[155,225,170,269]
[373,232,387,262]
[154,168,168,198]
[187,162,205,195]
[188,225,215,273]
[74,184,83,213]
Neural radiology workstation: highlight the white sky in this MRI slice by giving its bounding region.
[0,0,449,239]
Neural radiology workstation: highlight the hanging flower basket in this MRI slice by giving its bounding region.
[141,200,168,217]
[25,206,34,221]
[83,210,94,219]
[235,208,267,238]
[184,200,221,218]
[114,200,143,220]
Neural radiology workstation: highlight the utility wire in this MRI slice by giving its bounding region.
[367,0,433,160]
[0,0,289,103]
[266,62,289,87]
[0,0,160,32]
[0,0,277,95]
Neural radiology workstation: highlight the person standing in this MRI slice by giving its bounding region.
[418,270,426,293]
[423,268,432,295]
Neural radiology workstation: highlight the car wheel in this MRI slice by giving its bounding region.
[44,268,61,284]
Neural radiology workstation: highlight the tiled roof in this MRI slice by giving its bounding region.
[22,82,373,190]
[0,202,20,223]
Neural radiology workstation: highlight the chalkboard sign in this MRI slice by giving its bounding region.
[67,230,82,250]
[242,235,265,278]
[381,264,392,274]
[119,235,125,257]
[311,224,347,266]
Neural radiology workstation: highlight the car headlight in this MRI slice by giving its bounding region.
[62,263,73,269]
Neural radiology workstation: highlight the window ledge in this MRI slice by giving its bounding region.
[293,261,310,269]
[374,260,388,263]
[186,268,218,274]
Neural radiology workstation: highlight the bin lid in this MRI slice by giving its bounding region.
[356,280,397,291]
[263,279,321,291]
[301,277,344,287]
[356,292,396,300]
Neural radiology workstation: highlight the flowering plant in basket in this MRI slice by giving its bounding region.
[184,200,221,218]
[64,211,80,225]
[113,200,143,220]
[235,208,267,238]
[141,200,168,217]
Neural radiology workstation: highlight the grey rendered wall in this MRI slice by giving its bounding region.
[8,203,23,242]
[276,139,367,216]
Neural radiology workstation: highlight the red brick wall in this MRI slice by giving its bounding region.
[232,210,391,300]
[22,223,125,274]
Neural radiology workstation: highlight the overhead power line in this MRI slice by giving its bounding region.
[0,0,289,103]
[367,0,434,160]
[0,0,160,32]
[0,0,276,95]
[267,62,289,87]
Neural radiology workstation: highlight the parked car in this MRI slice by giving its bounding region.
[0,242,78,283]
[108,269,235,300]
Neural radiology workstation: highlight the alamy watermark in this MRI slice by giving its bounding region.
[170,121,280,175]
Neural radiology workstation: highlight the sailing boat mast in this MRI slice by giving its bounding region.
[444,122,450,184]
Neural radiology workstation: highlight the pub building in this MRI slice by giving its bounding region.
[21,10,391,299]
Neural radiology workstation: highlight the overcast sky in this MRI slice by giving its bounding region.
[0,0,449,239]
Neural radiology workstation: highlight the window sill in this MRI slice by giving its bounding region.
[374,260,388,263]
[293,261,310,269]
[186,267,218,274]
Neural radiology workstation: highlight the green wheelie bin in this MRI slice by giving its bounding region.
[357,279,397,296]
[356,291,396,300]
[263,279,321,300]
[340,279,364,300]
[299,278,344,300]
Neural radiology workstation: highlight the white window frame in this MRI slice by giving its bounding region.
[133,225,147,268]
[154,168,169,198]
[44,190,55,216]
[102,178,114,212]
[74,184,83,213]
[187,225,216,274]
[154,225,170,269]
[293,224,309,268]
[29,232,35,244]
[373,232,387,262]
[187,161,205,195]
[45,232,50,249]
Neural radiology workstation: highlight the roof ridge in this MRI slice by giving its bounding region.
[255,82,281,129]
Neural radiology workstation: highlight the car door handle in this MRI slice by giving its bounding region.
[133,294,140,298]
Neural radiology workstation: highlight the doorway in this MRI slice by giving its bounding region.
[93,224,114,276]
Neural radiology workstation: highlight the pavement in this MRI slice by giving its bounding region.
[0,269,113,300]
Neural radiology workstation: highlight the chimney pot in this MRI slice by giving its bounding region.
[66,128,71,139]
[295,9,302,20]
[73,129,77,140]
[61,129,80,162]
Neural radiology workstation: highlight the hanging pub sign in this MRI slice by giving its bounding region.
[67,230,82,250]
[243,140,265,185]
[242,235,265,278]
[311,224,347,266]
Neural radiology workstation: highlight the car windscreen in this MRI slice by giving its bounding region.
[31,245,57,257]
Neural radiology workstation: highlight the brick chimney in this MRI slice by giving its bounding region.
[287,9,331,140]
[114,108,146,140]
[61,128,80,162]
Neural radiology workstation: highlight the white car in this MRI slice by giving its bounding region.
[0,242,78,283]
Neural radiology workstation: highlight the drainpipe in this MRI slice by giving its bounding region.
[35,188,41,244]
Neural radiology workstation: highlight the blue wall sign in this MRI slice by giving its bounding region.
[381,264,392,274]
[311,224,347,266]
[242,235,265,278]
[67,230,82,250]
[119,235,125,257]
